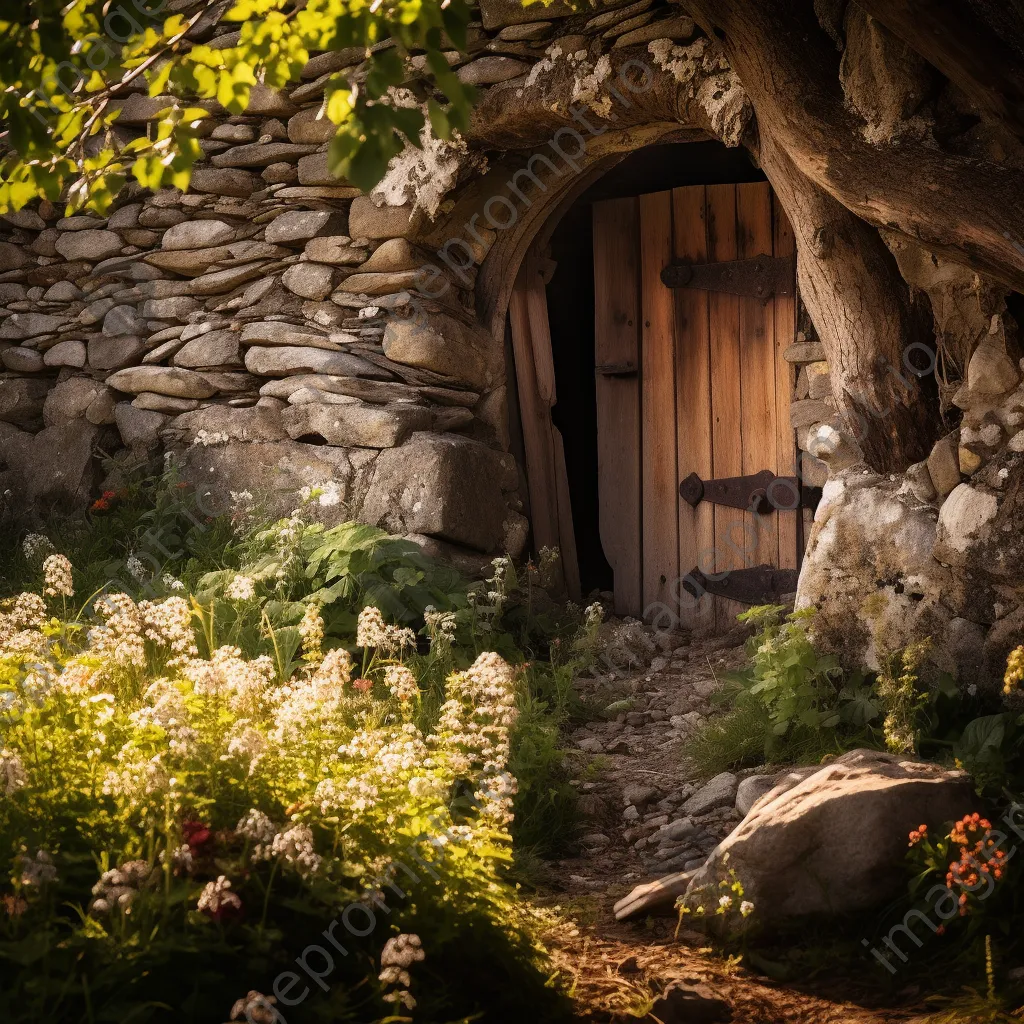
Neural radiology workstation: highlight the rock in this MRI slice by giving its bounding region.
[265,210,343,245]
[240,322,345,351]
[43,340,87,368]
[0,241,30,271]
[682,772,738,816]
[282,263,336,300]
[905,459,937,504]
[383,312,502,391]
[211,142,317,168]
[87,335,146,371]
[0,420,100,508]
[244,344,385,378]
[659,817,698,842]
[966,330,1020,398]
[287,108,337,144]
[53,229,122,261]
[685,749,972,926]
[0,378,49,426]
[456,56,530,85]
[161,219,236,251]
[927,431,962,498]
[3,209,47,230]
[167,404,287,443]
[106,366,217,399]
[177,439,376,524]
[0,312,65,340]
[187,262,270,296]
[115,403,167,450]
[783,341,826,363]
[145,245,236,276]
[142,297,202,320]
[189,168,260,197]
[173,329,242,368]
[790,398,835,429]
[623,783,659,807]
[796,468,956,674]
[348,197,424,240]
[282,401,430,448]
[958,446,983,474]
[934,483,999,564]
[336,270,423,295]
[805,361,833,401]
[132,393,200,414]
[102,304,144,336]
[296,152,339,186]
[735,774,776,817]
[43,377,113,427]
[613,15,696,47]
[2,347,45,372]
[478,0,574,29]
[613,870,698,921]
[360,432,512,551]
[356,237,425,274]
[304,236,368,265]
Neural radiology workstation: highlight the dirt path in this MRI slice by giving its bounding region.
[533,622,926,1024]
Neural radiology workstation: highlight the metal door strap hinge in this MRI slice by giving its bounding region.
[679,470,821,514]
[661,253,795,301]
[595,361,638,377]
[681,565,800,605]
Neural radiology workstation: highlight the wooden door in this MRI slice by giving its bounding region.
[593,182,800,633]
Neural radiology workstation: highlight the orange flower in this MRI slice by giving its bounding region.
[90,498,109,511]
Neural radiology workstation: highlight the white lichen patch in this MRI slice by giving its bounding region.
[648,37,751,146]
[369,88,487,219]
[517,44,615,118]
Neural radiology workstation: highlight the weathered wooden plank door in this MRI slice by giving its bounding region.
[593,181,800,632]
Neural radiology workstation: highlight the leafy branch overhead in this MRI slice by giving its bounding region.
[0,0,478,213]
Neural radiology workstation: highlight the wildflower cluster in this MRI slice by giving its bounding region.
[1004,645,1024,697]
[676,867,754,934]
[0,561,526,1022]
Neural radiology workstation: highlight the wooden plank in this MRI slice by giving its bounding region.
[705,184,745,632]
[736,182,780,581]
[772,195,800,571]
[593,198,642,616]
[519,255,581,598]
[639,191,679,616]
[553,429,582,600]
[671,185,715,635]
[508,265,560,552]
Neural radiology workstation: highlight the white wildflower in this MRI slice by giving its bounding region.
[230,991,279,1023]
[42,554,73,597]
[90,859,154,914]
[22,533,55,564]
[1,749,27,795]
[197,875,242,916]
[718,895,733,911]
[126,555,147,581]
[739,900,755,917]
[385,665,419,702]
[270,824,321,877]
[162,573,185,592]
[224,574,256,602]
[237,809,278,862]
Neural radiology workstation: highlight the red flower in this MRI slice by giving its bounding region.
[182,820,212,850]
[90,498,110,511]
[352,678,373,692]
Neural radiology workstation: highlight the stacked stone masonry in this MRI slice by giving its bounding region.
[0,0,714,565]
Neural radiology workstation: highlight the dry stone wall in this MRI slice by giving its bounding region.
[0,0,708,564]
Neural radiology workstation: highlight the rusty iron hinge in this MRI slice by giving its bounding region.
[661,253,795,301]
[681,565,800,605]
[595,361,638,377]
[679,470,821,514]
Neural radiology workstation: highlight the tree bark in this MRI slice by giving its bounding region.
[759,136,939,471]
[856,0,1024,139]
[683,0,1024,292]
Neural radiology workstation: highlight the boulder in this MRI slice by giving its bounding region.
[0,419,100,508]
[735,774,777,817]
[934,483,999,565]
[348,197,425,240]
[87,335,146,371]
[359,432,513,551]
[281,401,430,447]
[684,749,972,926]
[176,439,378,523]
[0,312,65,340]
[114,403,167,450]
[0,378,50,426]
[383,312,503,391]
[43,377,114,427]
[927,431,962,498]
[681,772,738,816]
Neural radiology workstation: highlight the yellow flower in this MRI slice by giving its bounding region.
[1004,646,1024,696]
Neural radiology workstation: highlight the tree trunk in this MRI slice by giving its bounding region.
[760,137,939,471]
[683,0,1024,292]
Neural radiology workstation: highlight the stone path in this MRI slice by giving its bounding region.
[533,617,922,1023]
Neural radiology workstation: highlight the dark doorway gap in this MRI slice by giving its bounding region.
[543,141,766,596]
